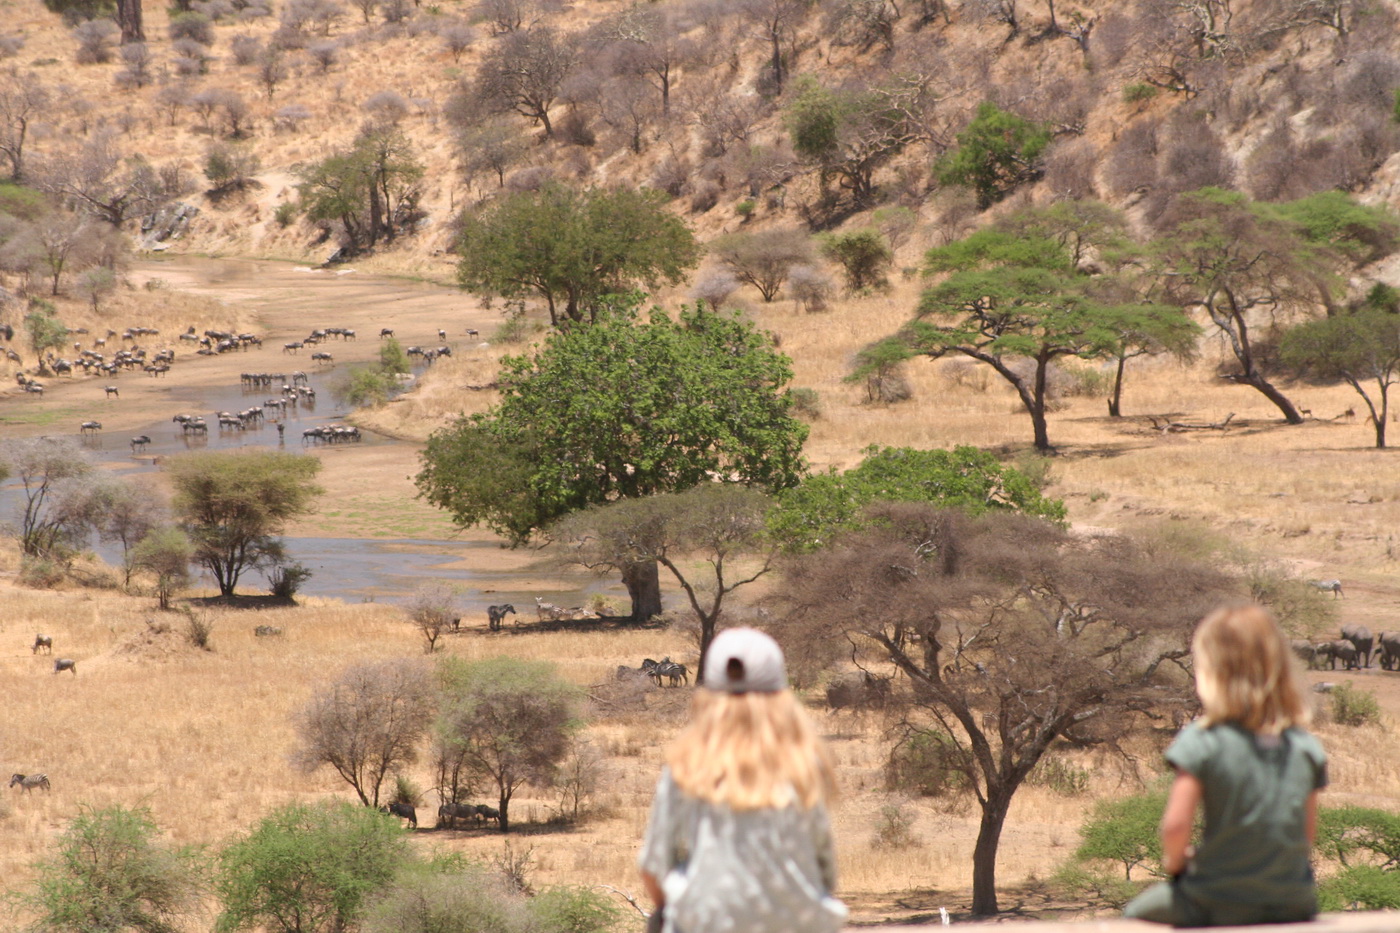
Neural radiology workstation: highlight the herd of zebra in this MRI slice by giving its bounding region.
[615,657,690,688]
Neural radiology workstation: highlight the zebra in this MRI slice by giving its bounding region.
[32,634,52,655]
[9,773,50,793]
[1310,579,1343,598]
[487,604,516,632]
[657,660,689,687]
[53,658,77,675]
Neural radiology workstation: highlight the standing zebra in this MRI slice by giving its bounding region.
[9,773,51,792]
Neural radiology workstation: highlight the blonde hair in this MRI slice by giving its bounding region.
[1193,604,1311,735]
[667,688,837,811]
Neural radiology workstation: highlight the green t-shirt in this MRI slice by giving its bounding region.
[1167,720,1328,926]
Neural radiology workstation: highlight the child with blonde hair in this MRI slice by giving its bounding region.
[638,628,846,933]
[1125,605,1327,926]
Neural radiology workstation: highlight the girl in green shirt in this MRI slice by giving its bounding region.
[1125,605,1327,926]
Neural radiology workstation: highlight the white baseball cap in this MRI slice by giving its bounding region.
[704,628,788,693]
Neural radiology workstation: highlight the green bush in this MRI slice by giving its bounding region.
[1027,755,1090,797]
[19,556,66,588]
[789,387,821,420]
[885,730,965,798]
[336,366,397,407]
[1332,682,1382,727]
[1073,790,1169,881]
[267,560,312,599]
[274,202,297,228]
[735,198,757,219]
[1123,83,1158,103]
[28,804,206,933]
[820,229,893,291]
[524,885,623,933]
[1320,865,1400,911]
[1050,861,1142,909]
[871,801,921,850]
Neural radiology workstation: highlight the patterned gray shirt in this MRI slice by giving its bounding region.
[638,768,847,933]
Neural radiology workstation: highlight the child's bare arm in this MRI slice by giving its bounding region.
[1161,768,1204,876]
[641,870,665,909]
[1305,789,1321,847]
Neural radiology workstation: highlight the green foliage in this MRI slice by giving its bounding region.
[1050,862,1142,910]
[0,182,51,220]
[935,102,1052,209]
[769,445,1066,551]
[204,142,262,191]
[267,559,312,598]
[29,804,205,933]
[168,450,323,597]
[336,366,397,407]
[1320,866,1400,911]
[1331,682,1382,727]
[735,198,756,219]
[1026,755,1090,796]
[871,801,921,850]
[1073,790,1169,881]
[1365,282,1400,313]
[885,729,965,798]
[1123,83,1158,103]
[416,296,807,544]
[789,386,821,419]
[216,801,410,933]
[298,127,423,252]
[131,526,194,610]
[273,202,297,228]
[1395,88,1400,124]
[1316,805,1400,910]
[360,865,620,933]
[456,184,700,327]
[786,76,917,206]
[821,229,893,290]
[25,306,69,358]
[1281,310,1400,447]
[435,657,584,832]
[523,885,623,933]
[378,336,410,374]
[846,337,913,403]
[41,0,113,23]
[1268,190,1400,264]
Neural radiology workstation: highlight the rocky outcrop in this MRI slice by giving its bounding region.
[139,202,200,251]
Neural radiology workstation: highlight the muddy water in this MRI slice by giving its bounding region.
[2,255,590,607]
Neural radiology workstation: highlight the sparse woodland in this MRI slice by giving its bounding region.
[9,0,1400,928]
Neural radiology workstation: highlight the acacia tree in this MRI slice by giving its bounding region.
[904,203,1197,451]
[1153,188,1399,424]
[435,657,582,832]
[553,485,775,677]
[787,77,922,208]
[416,297,807,620]
[1281,310,1400,448]
[768,504,1240,915]
[293,659,435,808]
[131,526,193,610]
[298,127,423,253]
[0,71,49,183]
[471,26,574,137]
[168,450,323,597]
[4,437,93,558]
[456,184,699,328]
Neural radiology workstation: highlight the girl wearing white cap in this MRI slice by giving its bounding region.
[638,628,846,933]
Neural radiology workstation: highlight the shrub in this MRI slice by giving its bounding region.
[1123,83,1158,103]
[1027,755,1090,796]
[182,607,216,649]
[789,387,821,420]
[1320,865,1400,911]
[735,198,756,219]
[1073,790,1170,881]
[820,229,892,290]
[523,885,621,933]
[19,557,66,588]
[1332,682,1382,727]
[274,202,298,227]
[170,10,215,44]
[787,264,834,313]
[871,801,920,850]
[886,730,964,797]
[267,560,312,598]
[205,142,262,191]
[689,269,741,310]
[72,19,118,64]
[231,34,263,65]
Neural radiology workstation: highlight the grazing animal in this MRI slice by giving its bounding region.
[380,802,417,828]
[9,773,50,793]
[253,625,283,637]
[32,634,52,655]
[104,385,119,398]
[474,803,500,823]
[380,328,394,338]
[437,801,476,827]
[438,329,447,340]
[79,420,102,434]
[1310,579,1343,598]
[130,435,151,452]
[53,658,77,675]
[487,604,516,632]
[658,660,689,687]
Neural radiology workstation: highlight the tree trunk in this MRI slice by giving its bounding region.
[117,0,145,43]
[971,788,1014,915]
[498,790,511,833]
[622,560,663,622]
[1238,372,1304,424]
[1108,354,1126,417]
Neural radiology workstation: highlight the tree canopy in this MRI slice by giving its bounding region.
[767,445,1065,550]
[786,77,920,208]
[168,450,323,597]
[903,202,1196,450]
[768,504,1240,915]
[1281,310,1400,448]
[455,184,699,328]
[935,102,1051,209]
[416,297,808,618]
[297,126,423,254]
[434,656,583,832]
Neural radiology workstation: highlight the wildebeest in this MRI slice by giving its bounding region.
[53,658,77,675]
[130,435,151,452]
[32,634,52,655]
[380,802,417,828]
[79,420,102,434]
[9,773,50,793]
[104,385,119,398]
[437,801,477,828]
[474,803,499,824]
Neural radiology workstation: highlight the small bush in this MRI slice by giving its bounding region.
[390,774,422,807]
[492,302,532,344]
[181,608,215,650]
[886,730,964,797]
[274,201,298,228]
[169,10,215,45]
[1332,682,1382,727]
[524,885,621,933]
[871,801,920,850]
[19,557,66,589]
[1320,865,1400,911]
[268,560,313,599]
[1123,83,1158,103]
[1027,755,1090,796]
[735,198,756,219]
[790,387,821,420]
[72,19,118,64]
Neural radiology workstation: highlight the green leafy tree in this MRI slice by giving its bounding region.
[767,445,1066,551]
[821,228,893,290]
[416,297,807,619]
[1281,311,1400,448]
[168,450,323,597]
[935,102,1052,209]
[435,657,583,832]
[131,526,194,610]
[905,204,1197,450]
[787,77,919,207]
[455,184,699,328]
[28,804,205,933]
[298,127,423,254]
[216,802,410,933]
[847,336,913,403]
[553,485,775,677]
[768,505,1240,915]
[1153,189,1400,424]
[335,366,396,407]
[26,305,70,369]
[379,336,410,374]
[292,659,436,808]
[1316,806,1400,910]
[710,228,814,302]
[1074,790,1171,881]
